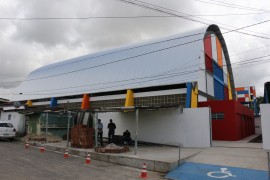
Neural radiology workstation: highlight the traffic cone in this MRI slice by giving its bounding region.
[64,148,69,158]
[25,141,29,149]
[40,145,45,153]
[85,152,91,164]
[139,163,148,179]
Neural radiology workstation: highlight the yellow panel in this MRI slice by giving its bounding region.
[191,83,198,108]
[125,89,134,107]
[228,74,233,100]
[216,38,223,67]
[26,100,33,107]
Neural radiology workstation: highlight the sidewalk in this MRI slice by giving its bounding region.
[43,141,203,173]
[20,134,268,173]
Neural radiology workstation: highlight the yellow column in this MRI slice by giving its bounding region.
[191,83,198,108]
[125,89,134,107]
[26,100,33,107]
[228,74,233,100]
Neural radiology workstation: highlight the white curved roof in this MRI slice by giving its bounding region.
[11,26,210,101]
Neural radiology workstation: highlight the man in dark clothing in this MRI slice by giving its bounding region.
[107,119,116,144]
[123,130,132,145]
[97,119,103,146]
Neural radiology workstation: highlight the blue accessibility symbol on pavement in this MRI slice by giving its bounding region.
[166,162,268,180]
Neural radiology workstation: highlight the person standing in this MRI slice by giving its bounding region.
[107,119,116,144]
[97,119,103,146]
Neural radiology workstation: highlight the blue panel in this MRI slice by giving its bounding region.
[214,79,224,100]
[213,62,223,81]
[185,83,192,108]
[214,75,224,85]
[237,90,249,95]
[166,162,268,180]
[50,97,57,108]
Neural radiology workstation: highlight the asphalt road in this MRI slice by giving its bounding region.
[0,140,167,180]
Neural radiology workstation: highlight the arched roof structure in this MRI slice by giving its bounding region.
[11,24,235,102]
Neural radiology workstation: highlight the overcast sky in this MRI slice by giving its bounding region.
[0,0,269,99]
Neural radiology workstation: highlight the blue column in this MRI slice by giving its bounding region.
[186,82,192,108]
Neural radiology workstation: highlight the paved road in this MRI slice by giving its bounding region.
[0,140,166,180]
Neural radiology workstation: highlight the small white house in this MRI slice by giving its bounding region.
[0,111,25,136]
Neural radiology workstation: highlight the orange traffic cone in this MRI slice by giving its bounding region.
[25,141,29,149]
[40,145,45,153]
[139,163,148,179]
[85,152,91,164]
[64,148,69,158]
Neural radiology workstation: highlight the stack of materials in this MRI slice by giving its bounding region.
[95,143,129,153]
[71,125,94,148]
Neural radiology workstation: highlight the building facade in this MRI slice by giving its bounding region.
[2,24,254,145]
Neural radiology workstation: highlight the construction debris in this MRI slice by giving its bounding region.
[95,143,129,153]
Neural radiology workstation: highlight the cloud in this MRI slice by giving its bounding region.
[0,0,269,99]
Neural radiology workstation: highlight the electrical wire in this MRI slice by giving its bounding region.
[0,19,269,86]
[8,52,270,96]
[194,0,270,12]
[1,11,270,20]
[117,0,270,37]
[204,0,270,12]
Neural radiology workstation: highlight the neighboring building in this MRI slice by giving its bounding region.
[263,82,270,103]
[236,86,258,115]
[0,111,26,137]
[2,24,254,145]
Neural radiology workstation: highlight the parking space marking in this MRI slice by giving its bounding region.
[166,162,268,180]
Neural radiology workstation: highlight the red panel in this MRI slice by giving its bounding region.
[204,34,212,58]
[205,55,213,72]
[237,97,245,103]
[204,35,213,73]
[224,86,229,100]
[250,87,253,94]
[198,100,254,141]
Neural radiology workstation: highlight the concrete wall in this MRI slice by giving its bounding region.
[98,107,211,148]
[254,116,262,134]
[0,111,25,136]
[260,104,270,150]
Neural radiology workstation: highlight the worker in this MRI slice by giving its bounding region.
[123,130,132,145]
[107,119,116,144]
[97,119,103,146]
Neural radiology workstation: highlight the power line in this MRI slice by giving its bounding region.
[8,53,270,96]
[117,0,270,38]
[230,44,270,57]
[1,12,270,20]
[0,19,269,85]
[206,0,270,12]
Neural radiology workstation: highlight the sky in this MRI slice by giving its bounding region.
[0,0,269,99]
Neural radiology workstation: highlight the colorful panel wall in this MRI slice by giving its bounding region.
[235,87,256,103]
[236,86,258,114]
[204,33,230,100]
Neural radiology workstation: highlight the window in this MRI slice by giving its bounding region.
[212,113,224,120]
[8,114,11,120]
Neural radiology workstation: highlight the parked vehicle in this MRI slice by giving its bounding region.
[0,123,16,141]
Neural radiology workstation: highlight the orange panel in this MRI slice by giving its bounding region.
[81,94,90,110]
[216,38,222,67]
[235,87,245,91]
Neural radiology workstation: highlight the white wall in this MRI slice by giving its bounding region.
[98,107,211,148]
[0,111,25,136]
[254,116,262,134]
[260,104,270,150]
